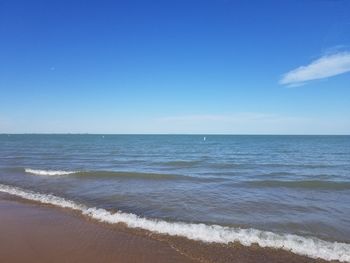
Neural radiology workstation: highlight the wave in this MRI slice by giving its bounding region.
[0,183,349,262]
[260,172,296,177]
[25,168,78,176]
[24,168,193,181]
[248,180,350,190]
[75,171,184,180]
[160,160,201,168]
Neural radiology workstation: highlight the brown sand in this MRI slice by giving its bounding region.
[0,193,335,263]
[0,195,194,263]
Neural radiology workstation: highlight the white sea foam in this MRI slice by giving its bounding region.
[25,168,77,176]
[0,184,83,210]
[0,183,349,262]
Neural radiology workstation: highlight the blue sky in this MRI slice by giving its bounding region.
[1,0,350,134]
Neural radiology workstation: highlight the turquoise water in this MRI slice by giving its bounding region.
[0,135,349,251]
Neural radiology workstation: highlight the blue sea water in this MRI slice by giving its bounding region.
[0,135,349,260]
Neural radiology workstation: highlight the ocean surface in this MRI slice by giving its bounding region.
[0,135,350,261]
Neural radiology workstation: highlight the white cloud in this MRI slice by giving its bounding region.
[280,51,350,86]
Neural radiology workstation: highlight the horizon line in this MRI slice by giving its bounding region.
[1,133,349,136]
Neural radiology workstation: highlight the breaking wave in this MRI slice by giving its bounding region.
[24,168,192,181]
[0,183,349,262]
[25,168,77,176]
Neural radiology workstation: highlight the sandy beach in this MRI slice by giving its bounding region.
[2,0,350,261]
[0,193,332,263]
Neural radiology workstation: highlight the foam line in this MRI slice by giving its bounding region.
[25,168,77,176]
[0,183,349,262]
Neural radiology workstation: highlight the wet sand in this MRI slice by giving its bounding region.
[0,193,333,263]
[0,194,193,263]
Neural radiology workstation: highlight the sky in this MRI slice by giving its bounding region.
[0,0,350,134]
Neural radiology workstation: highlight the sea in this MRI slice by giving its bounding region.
[0,134,349,262]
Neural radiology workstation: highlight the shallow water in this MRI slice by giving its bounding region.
[0,135,350,260]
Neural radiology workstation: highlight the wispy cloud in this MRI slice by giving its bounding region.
[158,113,276,123]
[157,113,290,133]
[280,51,350,86]
[155,113,350,134]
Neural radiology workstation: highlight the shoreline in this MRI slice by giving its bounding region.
[0,192,333,263]
[0,193,193,263]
